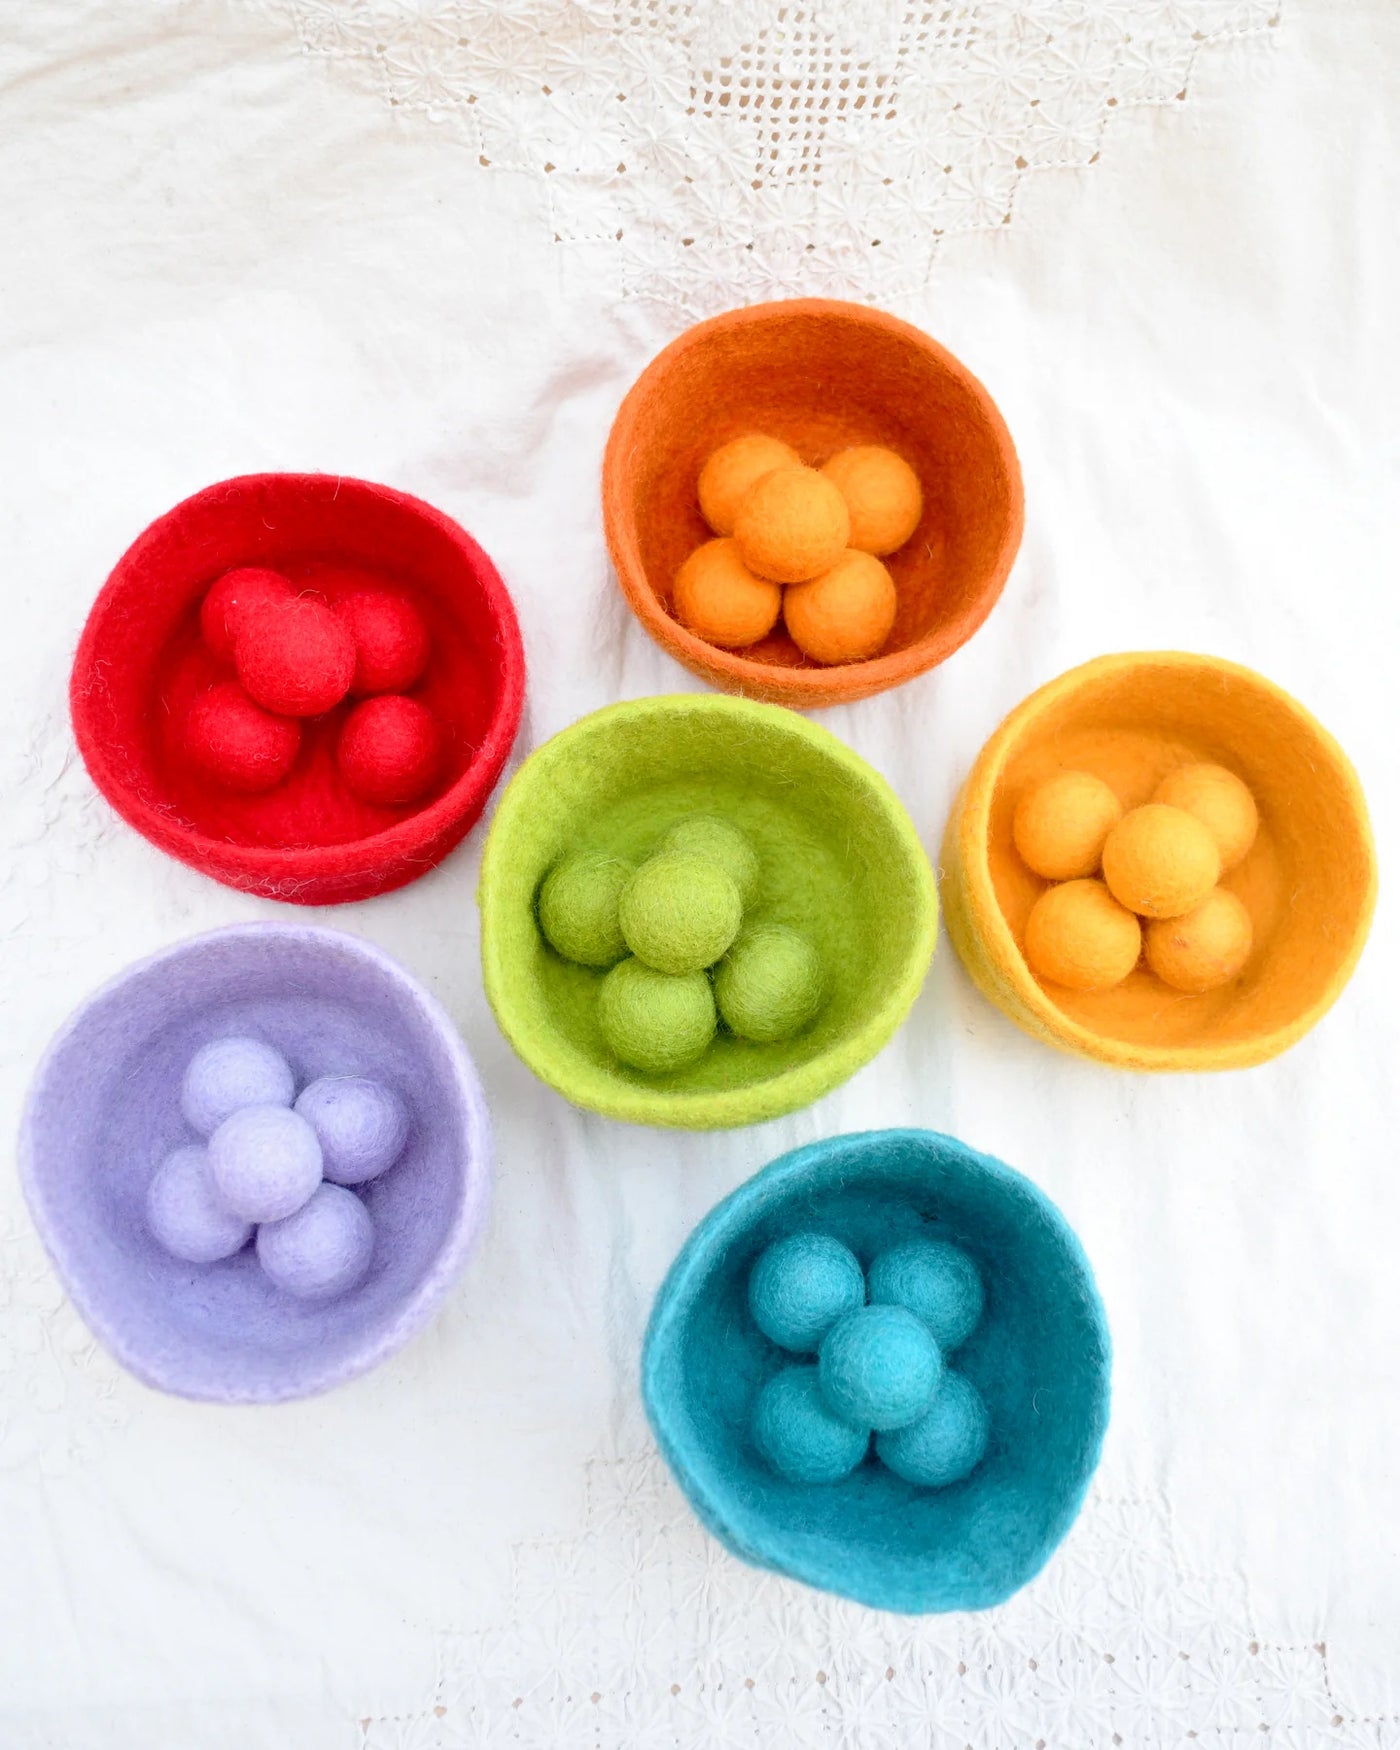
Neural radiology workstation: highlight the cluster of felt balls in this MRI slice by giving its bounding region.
[536,814,825,1073]
[747,1232,990,1488]
[673,434,925,665]
[144,1035,411,1300]
[1015,762,1261,995]
[185,565,442,807]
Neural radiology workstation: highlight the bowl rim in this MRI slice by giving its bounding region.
[478,692,939,1129]
[18,922,494,1404]
[641,1126,1112,1614]
[70,472,527,902]
[941,650,1379,1071]
[602,297,1025,709]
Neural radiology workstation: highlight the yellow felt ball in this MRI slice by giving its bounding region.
[697,434,801,536]
[672,539,782,648]
[820,446,924,555]
[733,464,851,584]
[1012,771,1124,881]
[1145,888,1254,993]
[1152,763,1259,873]
[1023,879,1142,992]
[783,550,897,665]
[1102,803,1222,919]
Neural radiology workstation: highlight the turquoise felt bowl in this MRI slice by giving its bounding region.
[642,1129,1111,1613]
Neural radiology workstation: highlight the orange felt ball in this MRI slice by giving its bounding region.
[697,434,801,536]
[1023,879,1142,993]
[1102,803,1221,920]
[733,465,850,584]
[185,681,301,792]
[337,694,442,807]
[672,539,783,648]
[783,550,897,665]
[820,446,923,555]
[1152,763,1259,873]
[1145,888,1254,993]
[1012,770,1124,881]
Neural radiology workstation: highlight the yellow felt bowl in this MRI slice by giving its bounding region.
[940,653,1376,1071]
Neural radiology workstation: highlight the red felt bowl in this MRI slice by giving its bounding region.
[71,474,526,905]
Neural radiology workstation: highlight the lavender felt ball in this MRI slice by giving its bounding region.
[256,1182,374,1300]
[208,1103,322,1223]
[181,1035,295,1137]
[145,1144,253,1263]
[295,1076,409,1186]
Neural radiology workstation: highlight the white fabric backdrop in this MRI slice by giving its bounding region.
[1,2,1396,1744]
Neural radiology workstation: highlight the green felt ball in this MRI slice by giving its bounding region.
[715,925,825,1043]
[660,814,761,907]
[618,853,742,975]
[537,852,634,967]
[598,958,717,1073]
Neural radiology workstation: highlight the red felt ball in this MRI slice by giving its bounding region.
[336,591,431,696]
[337,695,443,807]
[234,595,356,717]
[199,567,293,661]
[185,682,301,792]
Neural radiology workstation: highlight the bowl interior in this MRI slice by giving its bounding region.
[481,698,936,1127]
[76,474,513,852]
[978,657,1375,1054]
[21,928,487,1402]
[643,1130,1110,1614]
[611,303,1019,675]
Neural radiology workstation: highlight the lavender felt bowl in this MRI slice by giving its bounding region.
[20,924,491,1403]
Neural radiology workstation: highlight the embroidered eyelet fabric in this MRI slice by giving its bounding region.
[1,1,1396,1745]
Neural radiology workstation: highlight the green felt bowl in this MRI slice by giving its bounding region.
[478,696,938,1129]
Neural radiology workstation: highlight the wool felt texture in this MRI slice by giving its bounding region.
[867,1237,985,1352]
[818,1303,943,1433]
[234,594,356,718]
[714,924,825,1043]
[658,815,760,908]
[478,694,938,1130]
[939,651,1378,1070]
[18,923,492,1403]
[199,566,293,661]
[618,853,742,976]
[208,1103,324,1223]
[782,550,898,666]
[256,1183,375,1302]
[747,1232,865,1354]
[696,433,800,536]
[69,473,525,905]
[671,539,782,649]
[1153,761,1260,872]
[1101,802,1220,920]
[819,446,924,556]
[597,959,717,1074]
[733,465,851,585]
[335,589,431,697]
[751,1366,869,1485]
[1023,879,1143,994]
[537,852,635,968]
[1011,769,1124,881]
[181,1035,297,1136]
[184,681,302,794]
[145,1145,253,1265]
[876,1371,990,1489]
[602,299,1022,708]
[336,694,443,808]
[295,1076,410,1186]
[1145,888,1254,995]
[641,1128,1111,1614]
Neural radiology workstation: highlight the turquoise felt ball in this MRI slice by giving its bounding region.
[819,1303,942,1432]
[659,814,761,907]
[867,1236,985,1351]
[537,851,633,968]
[618,853,742,975]
[715,924,824,1043]
[598,958,716,1073]
[877,1370,989,1487]
[751,1365,869,1484]
[748,1231,864,1353]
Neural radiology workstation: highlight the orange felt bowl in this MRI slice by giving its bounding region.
[603,300,1023,708]
[940,653,1377,1071]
